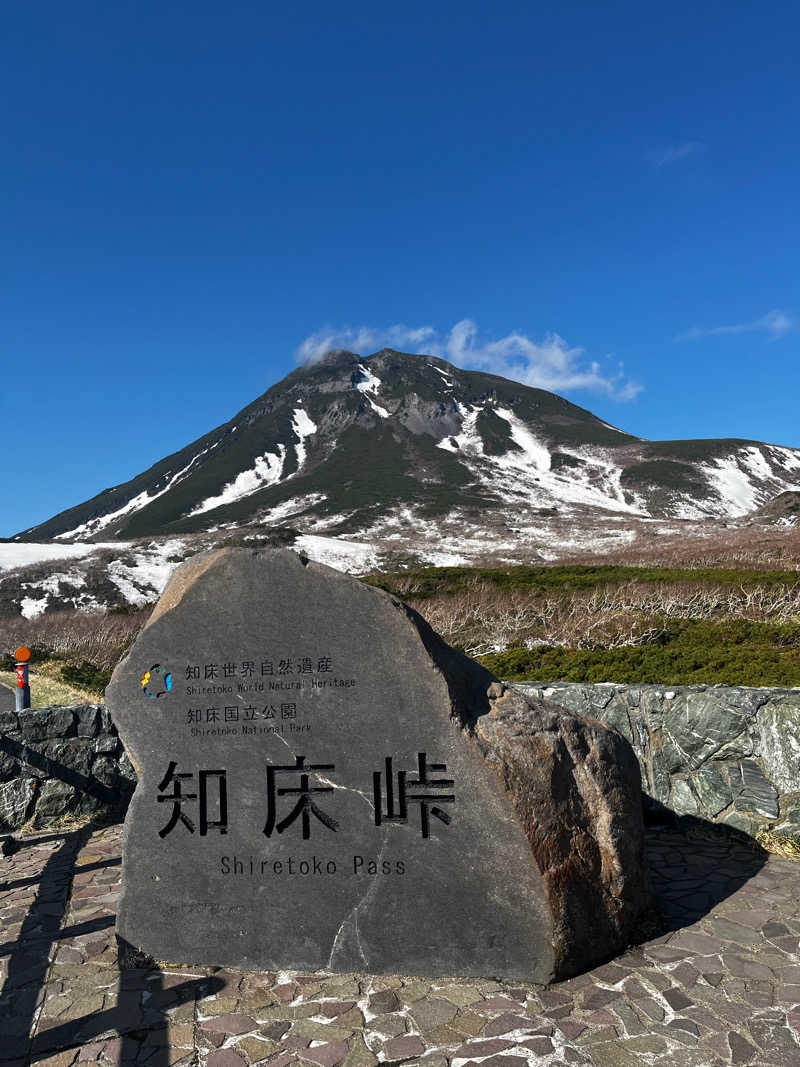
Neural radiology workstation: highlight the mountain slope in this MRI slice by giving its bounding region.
[16,348,800,544]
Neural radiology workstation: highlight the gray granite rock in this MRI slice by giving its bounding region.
[757,697,800,794]
[0,777,36,831]
[34,778,79,823]
[0,703,132,831]
[109,548,648,981]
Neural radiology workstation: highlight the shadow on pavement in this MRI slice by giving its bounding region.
[644,806,769,933]
[0,825,92,1060]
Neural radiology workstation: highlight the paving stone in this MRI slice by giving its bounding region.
[728,1031,759,1063]
[207,1053,248,1067]
[663,987,694,1011]
[37,1053,79,1067]
[452,1012,486,1036]
[201,1013,258,1035]
[612,1002,646,1036]
[422,1024,463,1046]
[260,1022,292,1041]
[318,1001,356,1019]
[381,1035,424,1059]
[434,985,483,1008]
[575,1025,619,1045]
[297,1043,350,1067]
[580,986,619,1010]
[481,1013,529,1037]
[288,1023,355,1044]
[632,998,665,1022]
[581,1041,640,1066]
[409,997,458,1030]
[339,1038,377,1067]
[366,990,399,1015]
[365,1013,406,1038]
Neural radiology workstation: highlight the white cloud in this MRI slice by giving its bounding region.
[676,309,794,343]
[295,320,643,401]
[648,141,704,168]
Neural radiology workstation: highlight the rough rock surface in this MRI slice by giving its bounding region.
[0,704,134,832]
[108,547,647,981]
[478,683,648,977]
[516,682,800,854]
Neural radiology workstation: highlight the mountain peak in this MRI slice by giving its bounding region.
[15,350,800,544]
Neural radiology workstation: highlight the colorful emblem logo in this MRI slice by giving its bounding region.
[140,663,173,699]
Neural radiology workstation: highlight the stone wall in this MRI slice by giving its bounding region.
[0,704,135,833]
[514,682,800,852]
[2,687,799,850]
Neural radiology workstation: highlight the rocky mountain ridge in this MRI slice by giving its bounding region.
[15,349,800,546]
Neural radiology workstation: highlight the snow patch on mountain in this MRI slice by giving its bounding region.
[293,534,379,573]
[430,364,454,387]
[106,538,187,607]
[190,445,286,516]
[292,406,318,469]
[52,445,218,541]
[704,454,767,516]
[259,493,327,525]
[493,406,551,471]
[353,363,390,417]
[19,572,95,619]
[0,542,122,570]
[437,403,482,453]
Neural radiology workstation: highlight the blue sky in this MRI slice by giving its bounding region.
[2,2,798,536]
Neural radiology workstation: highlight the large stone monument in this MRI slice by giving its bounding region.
[108,548,648,981]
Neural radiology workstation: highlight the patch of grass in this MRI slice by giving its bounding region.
[0,666,97,707]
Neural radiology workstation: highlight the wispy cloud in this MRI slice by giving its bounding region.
[295,320,643,401]
[675,309,794,343]
[648,141,704,168]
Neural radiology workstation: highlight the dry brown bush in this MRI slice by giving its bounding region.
[0,609,150,669]
[411,579,800,656]
[559,523,800,570]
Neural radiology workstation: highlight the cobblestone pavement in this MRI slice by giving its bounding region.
[1,822,799,1067]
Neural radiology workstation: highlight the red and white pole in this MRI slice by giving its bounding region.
[14,647,30,711]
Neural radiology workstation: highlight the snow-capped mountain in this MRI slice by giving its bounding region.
[16,348,800,545]
[5,348,800,617]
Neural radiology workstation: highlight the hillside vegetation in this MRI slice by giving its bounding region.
[3,562,800,691]
[367,564,800,686]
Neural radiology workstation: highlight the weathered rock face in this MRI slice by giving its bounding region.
[478,684,648,977]
[0,705,134,832]
[108,548,648,982]
[515,682,800,854]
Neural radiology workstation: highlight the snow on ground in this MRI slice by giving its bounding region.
[598,419,630,435]
[0,542,123,570]
[435,400,642,515]
[53,445,217,540]
[259,493,327,525]
[106,539,187,606]
[703,455,763,516]
[429,364,454,387]
[190,445,286,516]
[436,403,482,453]
[292,406,318,470]
[18,571,98,619]
[353,364,390,418]
[292,534,380,573]
[493,406,551,471]
[769,445,800,472]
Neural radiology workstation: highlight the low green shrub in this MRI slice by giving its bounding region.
[478,619,800,686]
[60,661,113,695]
